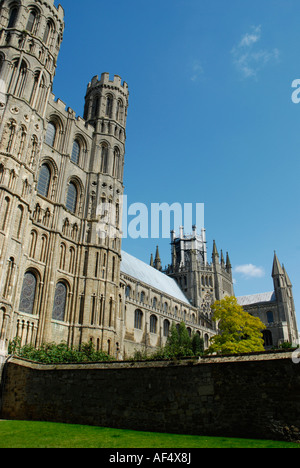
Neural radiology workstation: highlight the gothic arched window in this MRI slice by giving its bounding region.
[26,10,38,34]
[1,197,10,231]
[36,75,46,115]
[45,122,56,147]
[92,96,100,118]
[116,99,124,123]
[100,144,108,173]
[267,311,274,323]
[150,315,157,334]
[43,20,55,46]
[6,120,16,153]
[125,285,131,298]
[7,6,18,28]
[52,282,67,322]
[163,319,170,337]
[71,140,80,164]
[113,147,120,178]
[66,181,78,214]
[19,271,38,315]
[10,60,27,98]
[134,309,143,330]
[106,95,113,118]
[37,164,51,197]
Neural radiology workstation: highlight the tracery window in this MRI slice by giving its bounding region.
[113,147,120,178]
[106,95,113,118]
[43,20,55,46]
[19,272,37,315]
[7,7,18,28]
[116,99,124,123]
[14,205,24,238]
[163,319,170,337]
[150,315,157,334]
[37,164,51,197]
[267,311,274,323]
[134,309,143,330]
[14,60,27,98]
[1,197,10,231]
[26,10,38,34]
[92,96,100,118]
[45,122,56,147]
[6,121,16,153]
[52,282,67,322]
[71,140,80,164]
[100,144,108,173]
[125,285,131,298]
[69,247,75,274]
[66,181,78,214]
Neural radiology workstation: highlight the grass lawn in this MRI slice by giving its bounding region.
[0,420,299,448]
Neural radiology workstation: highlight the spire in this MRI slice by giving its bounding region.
[226,252,232,271]
[220,250,225,267]
[172,243,177,268]
[282,264,292,288]
[272,252,284,277]
[154,246,162,271]
[212,240,219,263]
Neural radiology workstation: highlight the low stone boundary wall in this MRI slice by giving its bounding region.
[1,351,300,442]
[0,346,7,385]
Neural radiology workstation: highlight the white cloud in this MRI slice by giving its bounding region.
[190,60,204,82]
[234,264,265,279]
[231,25,279,79]
[239,25,262,47]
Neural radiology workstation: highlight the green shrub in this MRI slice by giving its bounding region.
[8,338,113,364]
[130,322,204,361]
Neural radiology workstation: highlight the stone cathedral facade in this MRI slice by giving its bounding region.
[0,0,297,360]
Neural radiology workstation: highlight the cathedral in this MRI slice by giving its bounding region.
[0,0,298,360]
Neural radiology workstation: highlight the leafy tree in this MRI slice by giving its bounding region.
[165,322,193,357]
[191,332,204,356]
[208,296,266,355]
[164,322,204,358]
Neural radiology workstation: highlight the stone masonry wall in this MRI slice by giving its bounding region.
[1,352,300,442]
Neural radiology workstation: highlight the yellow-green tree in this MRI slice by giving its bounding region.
[208,296,266,355]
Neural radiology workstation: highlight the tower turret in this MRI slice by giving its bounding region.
[212,240,219,263]
[0,0,64,117]
[154,246,162,271]
[226,252,232,274]
[272,252,298,345]
[77,73,129,356]
[84,73,129,179]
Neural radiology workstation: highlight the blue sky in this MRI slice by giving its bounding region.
[53,0,300,324]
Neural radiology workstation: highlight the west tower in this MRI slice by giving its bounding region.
[0,1,129,359]
[0,0,64,352]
